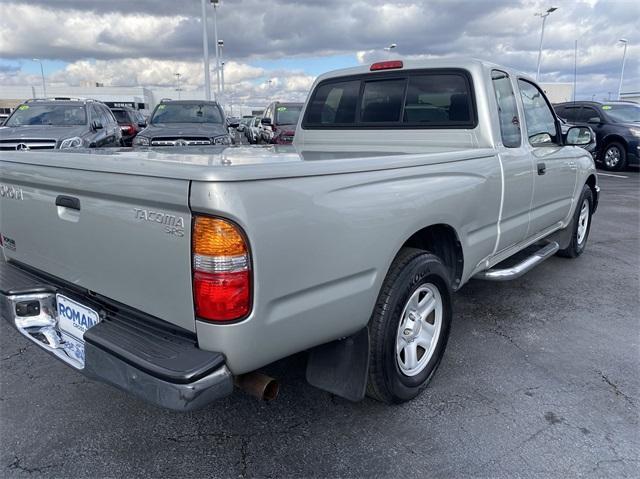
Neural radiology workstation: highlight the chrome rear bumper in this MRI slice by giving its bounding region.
[0,260,234,411]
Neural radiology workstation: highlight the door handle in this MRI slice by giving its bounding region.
[55,195,81,211]
[537,162,546,175]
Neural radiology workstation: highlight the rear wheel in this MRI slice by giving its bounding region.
[558,184,593,258]
[601,142,627,171]
[367,248,452,404]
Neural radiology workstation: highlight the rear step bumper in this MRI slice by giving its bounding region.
[474,241,559,282]
[0,260,233,411]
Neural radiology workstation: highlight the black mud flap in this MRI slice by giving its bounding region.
[305,328,369,402]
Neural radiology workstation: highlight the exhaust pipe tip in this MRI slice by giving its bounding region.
[234,372,279,401]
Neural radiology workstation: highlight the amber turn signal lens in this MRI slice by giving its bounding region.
[193,217,247,256]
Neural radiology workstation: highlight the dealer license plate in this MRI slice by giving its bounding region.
[56,294,101,364]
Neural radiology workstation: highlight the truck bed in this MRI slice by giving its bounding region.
[0,145,497,182]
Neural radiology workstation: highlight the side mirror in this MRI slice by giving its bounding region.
[137,122,147,128]
[92,120,103,130]
[587,117,600,124]
[261,117,272,126]
[566,126,593,146]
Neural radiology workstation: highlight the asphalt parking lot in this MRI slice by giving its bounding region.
[1,171,638,478]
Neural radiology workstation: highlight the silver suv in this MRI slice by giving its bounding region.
[0,98,122,151]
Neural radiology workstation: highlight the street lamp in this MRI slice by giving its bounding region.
[175,72,181,100]
[383,43,397,52]
[617,39,628,100]
[200,0,211,100]
[211,0,221,99]
[534,7,558,81]
[32,58,46,98]
[218,39,224,102]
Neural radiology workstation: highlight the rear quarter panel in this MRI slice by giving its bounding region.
[191,155,501,373]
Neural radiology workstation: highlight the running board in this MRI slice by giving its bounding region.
[474,241,559,282]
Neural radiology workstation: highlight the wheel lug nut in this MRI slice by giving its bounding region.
[404,328,412,335]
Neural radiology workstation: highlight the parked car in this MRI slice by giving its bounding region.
[261,101,303,144]
[133,100,235,147]
[0,98,122,150]
[245,116,263,144]
[236,117,251,133]
[110,106,146,146]
[1,58,598,411]
[554,101,640,171]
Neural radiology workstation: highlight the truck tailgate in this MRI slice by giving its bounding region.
[0,159,195,332]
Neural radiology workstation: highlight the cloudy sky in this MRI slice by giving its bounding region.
[0,0,638,108]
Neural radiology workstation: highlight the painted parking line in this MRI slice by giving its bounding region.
[598,172,629,179]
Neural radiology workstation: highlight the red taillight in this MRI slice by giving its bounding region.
[192,216,251,322]
[194,270,250,320]
[370,60,403,71]
[121,124,136,135]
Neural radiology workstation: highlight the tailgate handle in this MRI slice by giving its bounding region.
[56,195,81,211]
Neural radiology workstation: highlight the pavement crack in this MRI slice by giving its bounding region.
[2,346,32,361]
[7,455,59,475]
[598,371,635,406]
[239,436,249,478]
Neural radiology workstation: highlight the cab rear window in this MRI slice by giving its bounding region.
[302,69,476,129]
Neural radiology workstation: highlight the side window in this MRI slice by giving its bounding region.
[102,106,116,125]
[579,107,600,123]
[558,106,581,122]
[518,79,558,146]
[89,105,101,125]
[403,74,473,124]
[305,80,359,125]
[360,79,406,123]
[491,70,521,148]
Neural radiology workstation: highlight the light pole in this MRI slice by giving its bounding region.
[218,39,224,103]
[220,61,225,104]
[211,0,221,99]
[200,0,211,100]
[175,72,181,100]
[617,39,628,100]
[535,7,558,81]
[32,58,46,98]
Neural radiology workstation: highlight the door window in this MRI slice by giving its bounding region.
[491,70,521,148]
[578,107,600,123]
[518,79,559,146]
[557,106,581,122]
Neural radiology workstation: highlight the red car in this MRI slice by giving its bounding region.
[110,106,147,146]
[261,102,303,144]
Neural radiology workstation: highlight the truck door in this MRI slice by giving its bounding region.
[490,70,533,252]
[517,79,577,237]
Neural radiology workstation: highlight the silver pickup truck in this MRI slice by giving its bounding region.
[0,59,598,410]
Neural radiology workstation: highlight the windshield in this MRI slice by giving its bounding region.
[6,104,87,126]
[602,104,640,123]
[275,105,302,125]
[151,103,223,124]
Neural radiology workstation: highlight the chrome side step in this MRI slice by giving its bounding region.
[474,241,559,282]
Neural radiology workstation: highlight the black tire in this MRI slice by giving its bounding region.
[600,141,627,171]
[557,184,593,258]
[367,248,453,404]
